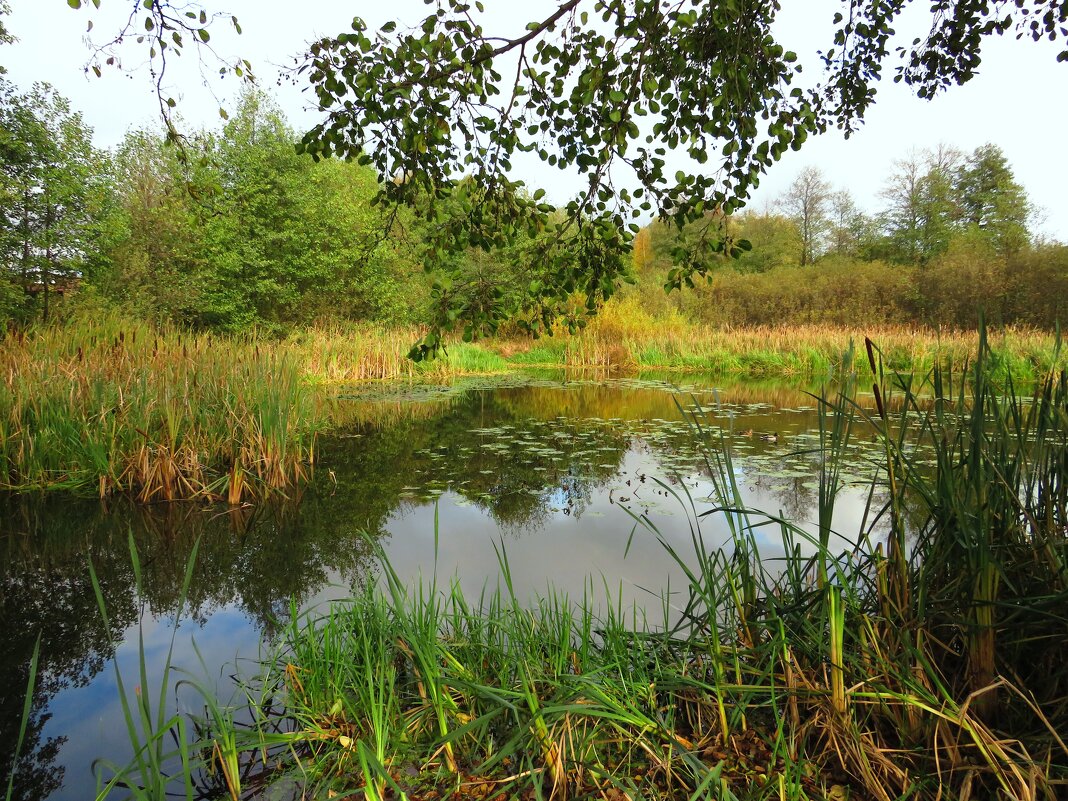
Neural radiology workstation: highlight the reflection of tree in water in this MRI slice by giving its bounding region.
[488,466,597,537]
[3,377,882,799]
[464,421,620,533]
[0,500,138,801]
[0,489,382,800]
[1,698,64,801]
[334,390,632,536]
[556,470,595,519]
[745,473,816,522]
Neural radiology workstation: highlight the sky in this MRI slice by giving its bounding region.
[4,1,1067,241]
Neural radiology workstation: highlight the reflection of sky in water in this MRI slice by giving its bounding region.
[373,442,874,621]
[37,606,262,798]
[8,376,896,800]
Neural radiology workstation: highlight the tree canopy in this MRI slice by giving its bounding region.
[53,0,1068,349]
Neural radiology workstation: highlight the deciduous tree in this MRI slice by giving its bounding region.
[779,166,831,266]
[63,0,1068,342]
[878,147,960,264]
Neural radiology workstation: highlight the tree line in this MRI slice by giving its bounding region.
[0,74,583,340]
[0,84,432,330]
[3,0,1065,340]
[2,77,1065,333]
[633,145,1067,329]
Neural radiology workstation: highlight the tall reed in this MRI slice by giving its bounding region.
[215,326,1068,800]
[0,317,321,501]
[504,317,1065,381]
[0,317,519,501]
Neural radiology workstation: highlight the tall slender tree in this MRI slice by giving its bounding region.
[780,166,831,266]
[1,82,102,321]
[826,189,875,258]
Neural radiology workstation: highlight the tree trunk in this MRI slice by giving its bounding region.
[20,188,31,293]
[42,202,53,322]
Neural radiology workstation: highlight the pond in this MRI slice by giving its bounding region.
[0,372,895,800]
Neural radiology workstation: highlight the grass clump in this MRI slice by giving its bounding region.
[191,329,1068,800]
[488,294,1066,380]
[0,316,321,502]
[0,318,514,501]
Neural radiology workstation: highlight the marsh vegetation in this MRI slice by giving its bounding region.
[3,333,1066,800]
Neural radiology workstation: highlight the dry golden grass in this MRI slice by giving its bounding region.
[499,296,1065,378]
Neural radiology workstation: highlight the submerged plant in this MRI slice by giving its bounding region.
[69,325,1067,800]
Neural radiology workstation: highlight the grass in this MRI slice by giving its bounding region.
[146,326,1064,801]
[4,310,1065,503]
[0,316,322,501]
[494,296,1067,381]
[5,635,41,801]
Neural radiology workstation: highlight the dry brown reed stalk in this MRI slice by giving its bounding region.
[281,324,428,382]
[0,316,322,503]
[521,296,1068,377]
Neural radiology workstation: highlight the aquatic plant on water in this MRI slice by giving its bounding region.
[174,327,1067,800]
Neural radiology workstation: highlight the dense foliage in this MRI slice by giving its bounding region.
[631,145,1065,329]
[294,0,1066,339]
[45,0,1068,343]
[0,86,432,330]
[0,80,1064,334]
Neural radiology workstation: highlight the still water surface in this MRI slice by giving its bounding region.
[1,373,888,799]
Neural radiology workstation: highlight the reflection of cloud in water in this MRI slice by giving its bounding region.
[375,439,873,613]
[2,375,907,799]
[37,603,265,801]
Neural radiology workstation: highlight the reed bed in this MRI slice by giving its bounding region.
[174,330,1067,800]
[0,317,322,501]
[282,324,431,382]
[5,312,1064,504]
[0,318,520,501]
[494,296,1067,380]
[503,321,1064,380]
[283,326,512,383]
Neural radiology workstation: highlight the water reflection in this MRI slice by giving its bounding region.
[1,374,895,799]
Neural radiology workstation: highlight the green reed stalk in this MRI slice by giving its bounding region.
[90,532,200,801]
[5,635,41,801]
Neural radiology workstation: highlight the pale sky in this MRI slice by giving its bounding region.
[5,1,1067,241]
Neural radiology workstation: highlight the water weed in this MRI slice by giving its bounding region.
[217,327,1068,800]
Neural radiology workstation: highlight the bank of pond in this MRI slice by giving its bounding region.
[1,316,1065,501]
[1,322,1066,800]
